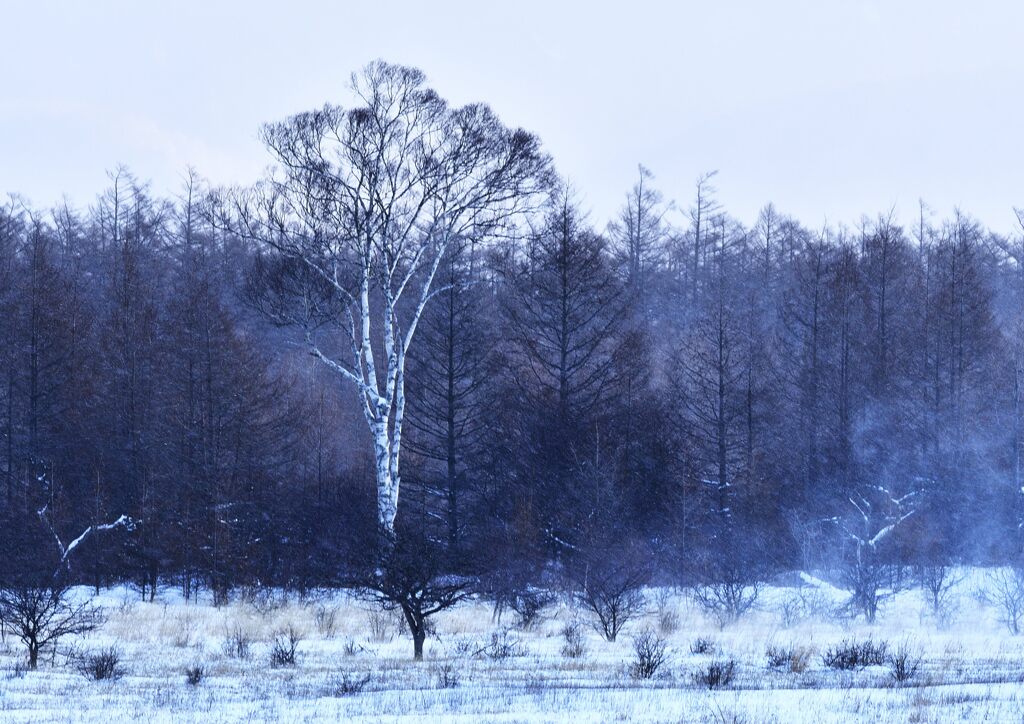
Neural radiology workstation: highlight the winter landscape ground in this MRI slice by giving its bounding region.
[2,569,1024,723]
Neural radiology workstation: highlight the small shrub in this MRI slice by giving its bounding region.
[435,662,460,689]
[888,643,921,685]
[693,579,760,628]
[692,659,736,689]
[630,629,669,679]
[76,647,125,681]
[523,673,549,695]
[690,637,716,655]
[185,665,205,686]
[658,609,681,635]
[509,587,557,630]
[478,628,524,660]
[983,568,1024,635]
[574,556,649,642]
[269,626,301,667]
[222,624,253,660]
[560,620,587,659]
[367,609,400,641]
[6,661,28,680]
[331,671,372,696]
[242,586,287,615]
[171,613,198,648]
[314,605,338,638]
[654,589,681,635]
[343,638,365,656]
[777,587,837,628]
[448,636,475,658]
[822,638,889,670]
[765,644,812,673]
[56,643,82,668]
[765,644,788,669]
[778,594,802,629]
[917,565,962,626]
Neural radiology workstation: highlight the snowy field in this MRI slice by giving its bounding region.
[3,570,1024,723]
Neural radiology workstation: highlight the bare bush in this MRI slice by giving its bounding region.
[653,589,681,635]
[822,638,889,670]
[508,587,557,630]
[221,624,253,660]
[76,647,125,681]
[765,644,812,673]
[367,609,397,641]
[476,628,525,660]
[343,638,366,657]
[185,665,205,686]
[692,659,736,689]
[560,620,587,659]
[888,642,921,685]
[777,587,834,628]
[269,625,301,667]
[658,608,681,635]
[693,579,760,629]
[330,672,372,696]
[690,637,716,655]
[777,594,804,629]
[435,662,460,689]
[241,586,287,615]
[629,629,669,679]
[574,559,648,642]
[314,605,338,638]
[170,612,198,648]
[982,567,1024,635]
[916,565,962,624]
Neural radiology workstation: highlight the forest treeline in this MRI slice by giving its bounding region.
[2,73,1024,605]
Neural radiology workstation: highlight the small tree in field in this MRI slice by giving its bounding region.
[0,492,133,669]
[0,585,105,669]
[833,485,918,622]
[983,567,1024,635]
[356,529,474,660]
[574,547,649,642]
[693,557,761,629]
[916,562,963,624]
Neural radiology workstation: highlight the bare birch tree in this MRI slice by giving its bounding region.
[223,61,552,538]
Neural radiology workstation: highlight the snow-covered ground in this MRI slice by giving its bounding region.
[2,569,1024,722]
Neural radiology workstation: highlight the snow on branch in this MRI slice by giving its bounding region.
[837,483,921,552]
[37,504,137,576]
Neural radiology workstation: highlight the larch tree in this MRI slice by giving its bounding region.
[404,238,494,555]
[501,190,627,551]
[0,198,22,505]
[608,164,668,309]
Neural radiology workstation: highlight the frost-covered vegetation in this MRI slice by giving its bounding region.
[3,571,1024,722]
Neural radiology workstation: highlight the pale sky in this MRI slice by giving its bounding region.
[2,0,1022,234]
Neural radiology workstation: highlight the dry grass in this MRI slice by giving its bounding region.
[2,573,1024,722]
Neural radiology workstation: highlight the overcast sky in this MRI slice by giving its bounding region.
[2,0,1022,233]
